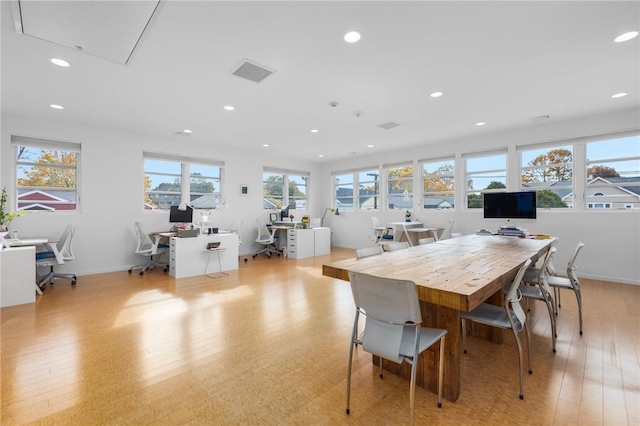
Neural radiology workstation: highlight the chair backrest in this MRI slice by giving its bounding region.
[504,259,532,332]
[348,271,421,363]
[231,219,243,245]
[418,237,435,245]
[256,219,274,243]
[134,222,155,254]
[56,224,76,261]
[439,219,455,240]
[356,246,384,259]
[371,217,383,229]
[386,241,410,251]
[567,242,585,282]
[536,247,557,291]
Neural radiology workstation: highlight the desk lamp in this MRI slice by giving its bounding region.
[321,208,339,227]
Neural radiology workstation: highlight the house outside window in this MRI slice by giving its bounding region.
[520,144,572,208]
[465,151,507,209]
[386,163,413,210]
[144,153,223,210]
[421,157,454,210]
[263,168,309,211]
[13,135,80,212]
[585,134,640,210]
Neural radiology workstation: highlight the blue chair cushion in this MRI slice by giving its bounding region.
[36,251,56,260]
[158,243,169,249]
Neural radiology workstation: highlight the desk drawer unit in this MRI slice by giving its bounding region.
[287,229,315,259]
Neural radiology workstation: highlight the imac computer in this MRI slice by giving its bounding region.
[170,205,193,224]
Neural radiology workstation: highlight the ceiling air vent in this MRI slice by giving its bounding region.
[174,131,190,136]
[377,121,402,130]
[230,59,275,83]
[530,115,551,122]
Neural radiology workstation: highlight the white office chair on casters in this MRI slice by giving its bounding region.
[418,237,435,245]
[370,217,385,243]
[128,222,168,276]
[461,259,532,400]
[35,224,77,292]
[346,271,447,426]
[253,218,280,259]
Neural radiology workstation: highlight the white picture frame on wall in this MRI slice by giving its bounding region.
[240,185,248,196]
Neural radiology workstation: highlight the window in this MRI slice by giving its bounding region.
[386,163,413,210]
[332,169,380,211]
[334,172,355,211]
[144,153,223,210]
[520,144,572,208]
[465,152,507,209]
[421,158,454,210]
[13,136,80,212]
[263,169,309,211]
[586,134,640,210]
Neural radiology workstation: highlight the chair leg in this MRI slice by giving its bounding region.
[543,294,557,352]
[511,327,525,400]
[409,361,416,426]
[574,286,583,335]
[345,311,359,415]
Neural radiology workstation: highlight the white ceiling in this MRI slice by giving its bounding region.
[2,1,639,163]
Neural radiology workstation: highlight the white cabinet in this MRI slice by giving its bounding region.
[287,229,315,259]
[286,227,331,259]
[313,227,331,256]
[1,246,36,307]
[169,234,239,279]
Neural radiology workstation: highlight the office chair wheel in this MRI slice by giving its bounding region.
[139,271,144,276]
[72,278,77,286]
[128,268,133,274]
[244,258,248,262]
[252,254,257,258]
[163,267,168,272]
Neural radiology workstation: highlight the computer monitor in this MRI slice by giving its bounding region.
[280,205,290,221]
[169,205,193,223]
[483,191,537,220]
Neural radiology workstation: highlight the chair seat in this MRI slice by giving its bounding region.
[460,303,522,332]
[523,267,542,282]
[399,325,447,358]
[158,243,170,249]
[35,251,56,261]
[547,275,573,289]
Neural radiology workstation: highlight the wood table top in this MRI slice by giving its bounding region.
[323,234,556,312]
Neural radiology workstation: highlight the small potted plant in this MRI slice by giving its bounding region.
[289,214,295,222]
[0,187,24,233]
[405,210,412,222]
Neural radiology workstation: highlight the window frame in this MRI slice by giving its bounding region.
[262,168,310,211]
[464,150,507,210]
[420,156,455,211]
[12,135,81,213]
[143,152,224,211]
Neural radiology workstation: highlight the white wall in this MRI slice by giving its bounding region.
[318,109,640,285]
[2,109,639,285]
[1,114,322,276]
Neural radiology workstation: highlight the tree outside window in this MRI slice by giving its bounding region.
[521,146,572,208]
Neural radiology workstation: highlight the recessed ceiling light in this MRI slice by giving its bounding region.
[344,31,361,43]
[367,144,374,148]
[262,144,269,147]
[430,91,443,98]
[614,31,638,42]
[50,104,64,110]
[318,154,325,158]
[611,92,627,98]
[49,58,70,67]
[475,122,486,126]
[224,105,235,111]
[310,129,319,133]
[183,129,193,133]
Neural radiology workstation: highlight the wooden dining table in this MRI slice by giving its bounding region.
[322,233,556,402]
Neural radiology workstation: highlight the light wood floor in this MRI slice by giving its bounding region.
[1,248,639,425]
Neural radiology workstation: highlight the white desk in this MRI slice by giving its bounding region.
[286,227,331,259]
[169,234,239,278]
[1,246,36,307]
